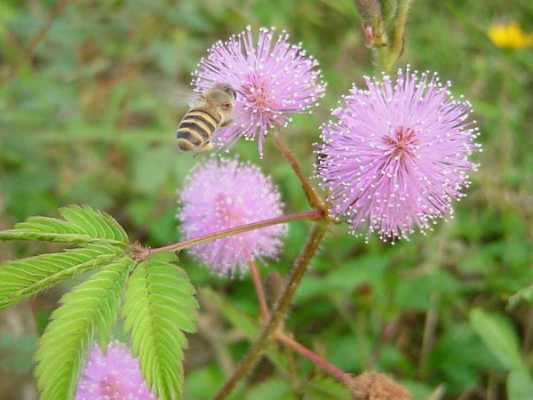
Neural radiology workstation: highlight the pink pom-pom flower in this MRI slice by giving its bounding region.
[193,26,326,157]
[316,68,481,242]
[178,158,287,276]
[76,342,156,400]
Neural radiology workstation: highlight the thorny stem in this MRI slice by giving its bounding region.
[273,132,327,213]
[249,260,270,324]
[214,222,329,399]
[136,209,323,261]
[275,332,352,388]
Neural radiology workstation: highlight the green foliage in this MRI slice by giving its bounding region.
[508,284,533,308]
[184,366,226,400]
[1,0,532,398]
[507,369,533,400]
[244,379,294,399]
[303,377,351,399]
[0,335,36,374]
[201,288,288,372]
[0,205,128,245]
[470,309,532,400]
[35,258,132,400]
[382,0,399,26]
[0,206,129,312]
[430,323,497,394]
[0,243,122,310]
[123,258,199,400]
[0,205,199,399]
[469,308,524,371]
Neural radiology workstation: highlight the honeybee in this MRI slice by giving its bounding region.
[176,83,236,153]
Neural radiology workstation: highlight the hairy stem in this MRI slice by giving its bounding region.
[140,209,323,260]
[273,132,327,212]
[214,222,329,399]
[275,332,352,387]
[249,260,270,324]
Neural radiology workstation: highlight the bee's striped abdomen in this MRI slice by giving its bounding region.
[176,108,221,152]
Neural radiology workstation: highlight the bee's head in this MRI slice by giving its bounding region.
[214,83,237,99]
[205,83,236,113]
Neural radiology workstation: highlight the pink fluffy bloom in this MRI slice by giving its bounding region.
[76,342,156,400]
[178,158,286,276]
[193,26,326,157]
[316,68,481,242]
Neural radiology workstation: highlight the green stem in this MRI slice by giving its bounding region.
[383,0,413,72]
[213,222,330,399]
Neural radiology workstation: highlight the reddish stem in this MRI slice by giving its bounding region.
[249,260,270,324]
[248,261,351,389]
[276,332,352,387]
[142,209,323,259]
[273,132,327,212]
[213,222,328,399]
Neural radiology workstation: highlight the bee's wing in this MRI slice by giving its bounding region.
[173,87,202,110]
[183,90,205,109]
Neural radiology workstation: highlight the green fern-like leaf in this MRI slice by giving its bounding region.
[0,243,123,310]
[123,258,198,400]
[0,205,128,245]
[35,257,133,400]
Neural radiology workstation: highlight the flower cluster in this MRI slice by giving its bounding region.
[193,26,326,157]
[178,158,287,276]
[76,342,155,400]
[183,29,481,259]
[316,68,480,242]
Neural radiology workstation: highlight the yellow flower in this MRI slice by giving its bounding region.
[488,22,533,49]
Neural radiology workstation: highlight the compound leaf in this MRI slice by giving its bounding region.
[0,243,123,310]
[123,258,198,400]
[35,258,133,400]
[0,205,128,245]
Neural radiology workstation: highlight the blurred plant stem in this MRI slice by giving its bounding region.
[275,332,352,387]
[249,261,270,324]
[383,0,412,71]
[5,0,69,81]
[249,261,353,389]
[355,0,413,72]
[214,221,329,399]
[197,301,235,377]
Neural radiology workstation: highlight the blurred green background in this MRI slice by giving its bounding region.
[0,1,532,399]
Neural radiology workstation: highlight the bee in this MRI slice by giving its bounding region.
[176,83,236,153]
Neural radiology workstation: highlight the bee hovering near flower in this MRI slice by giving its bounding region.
[193,26,326,157]
[176,83,236,153]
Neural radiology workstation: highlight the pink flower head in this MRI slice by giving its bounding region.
[76,342,156,400]
[193,26,326,157]
[316,68,481,242]
[178,158,286,276]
